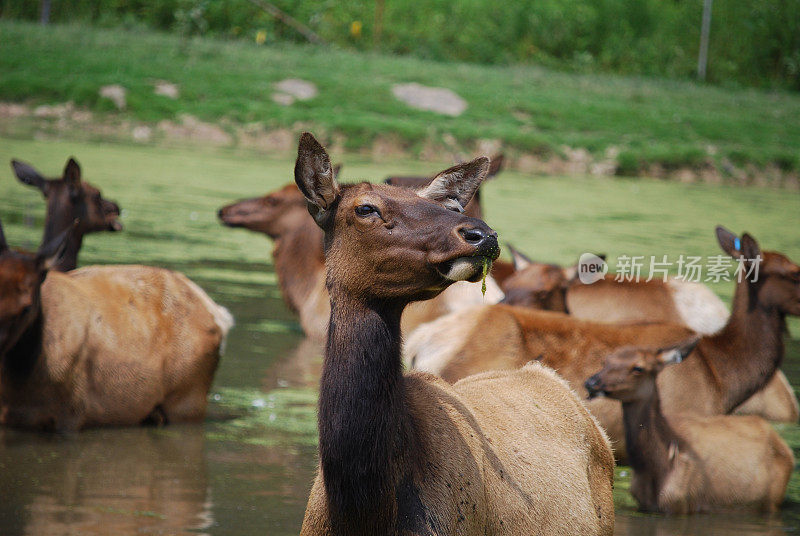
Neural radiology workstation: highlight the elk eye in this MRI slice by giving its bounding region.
[632,366,644,374]
[355,204,378,217]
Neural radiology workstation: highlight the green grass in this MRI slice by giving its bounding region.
[1,20,800,177]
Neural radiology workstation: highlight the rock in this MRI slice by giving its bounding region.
[132,125,153,142]
[154,81,179,99]
[99,85,127,110]
[271,93,296,106]
[274,79,318,101]
[391,83,467,116]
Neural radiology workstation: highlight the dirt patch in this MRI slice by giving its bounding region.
[391,83,467,116]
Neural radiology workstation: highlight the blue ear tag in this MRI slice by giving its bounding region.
[734,237,741,251]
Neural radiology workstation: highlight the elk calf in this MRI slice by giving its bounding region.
[11,157,122,271]
[585,342,793,514]
[293,133,614,536]
[0,219,232,431]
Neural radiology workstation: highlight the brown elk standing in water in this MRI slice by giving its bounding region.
[500,245,799,423]
[11,157,122,272]
[217,162,504,340]
[292,133,614,536]
[585,342,794,514]
[406,228,800,460]
[0,218,232,431]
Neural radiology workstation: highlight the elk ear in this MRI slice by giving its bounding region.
[35,221,74,272]
[418,157,490,212]
[63,157,82,195]
[0,218,8,253]
[11,159,48,195]
[487,153,505,178]
[739,233,761,262]
[656,337,700,366]
[507,243,532,271]
[294,133,340,225]
[716,226,741,258]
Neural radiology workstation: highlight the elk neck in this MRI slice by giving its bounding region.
[42,205,82,272]
[702,276,785,411]
[318,289,415,533]
[271,224,326,314]
[1,306,44,385]
[621,377,680,500]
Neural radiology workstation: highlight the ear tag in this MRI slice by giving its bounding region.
[734,237,741,251]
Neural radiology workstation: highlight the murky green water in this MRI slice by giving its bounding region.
[0,138,798,534]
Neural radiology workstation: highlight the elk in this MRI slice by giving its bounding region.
[293,133,614,536]
[407,227,800,459]
[501,245,798,423]
[11,157,122,272]
[0,218,233,431]
[218,173,503,340]
[585,341,794,514]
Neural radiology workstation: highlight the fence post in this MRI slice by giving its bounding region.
[697,0,713,80]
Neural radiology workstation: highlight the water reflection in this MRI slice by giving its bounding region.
[0,426,212,536]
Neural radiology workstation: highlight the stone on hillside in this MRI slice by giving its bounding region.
[272,79,318,106]
[391,83,467,116]
[154,81,180,99]
[99,85,127,110]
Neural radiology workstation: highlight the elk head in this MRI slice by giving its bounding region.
[11,157,122,235]
[500,245,573,310]
[585,338,700,403]
[294,133,500,304]
[716,226,800,317]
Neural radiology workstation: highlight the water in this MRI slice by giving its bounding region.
[0,138,798,534]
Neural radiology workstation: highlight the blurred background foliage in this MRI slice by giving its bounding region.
[1,0,798,90]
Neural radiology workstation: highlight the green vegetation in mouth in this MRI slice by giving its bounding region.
[481,258,490,298]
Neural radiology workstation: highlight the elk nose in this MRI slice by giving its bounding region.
[459,226,487,245]
[584,375,601,394]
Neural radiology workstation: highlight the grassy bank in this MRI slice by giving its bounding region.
[1,21,799,183]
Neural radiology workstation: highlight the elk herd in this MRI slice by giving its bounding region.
[0,133,797,534]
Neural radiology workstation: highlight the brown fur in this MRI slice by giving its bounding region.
[292,133,614,536]
[501,248,799,423]
[586,343,794,514]
[407,228,800,459]
[218,181,502,341]
[0,227,232,431]
[11,157,122,272]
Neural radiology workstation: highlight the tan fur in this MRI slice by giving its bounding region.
[302,364,615,535]
[652,414,794,513]
[0,266,229,430]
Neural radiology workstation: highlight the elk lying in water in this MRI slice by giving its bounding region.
[585,342,794,514]
[11,157,122,272]
[0,219,233,431]
[501,245,799,423]
[407,228,800,459]
[293,133,614,536]
[218,168,503,340]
